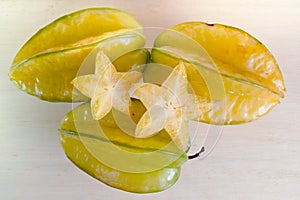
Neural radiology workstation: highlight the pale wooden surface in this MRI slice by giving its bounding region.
[0,0,299,199]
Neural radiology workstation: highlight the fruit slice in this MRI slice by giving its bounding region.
[152,22,285,124]
[133,61,211,151]
[71,50,143,120]
[59,99,186,193]
[9,8,145,102]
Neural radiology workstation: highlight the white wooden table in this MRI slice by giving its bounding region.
[1,0,299,199]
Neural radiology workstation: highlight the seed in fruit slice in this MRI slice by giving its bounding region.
[133,61,211,151]
[152,22,285,124]
[9,8,145,102]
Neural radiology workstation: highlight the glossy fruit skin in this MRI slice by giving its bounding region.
[12,8,143,65]
[9,47,148,102]
[154,22,285,97]
[9,8,145,102]
[59,100,186,193]
[152,22,285,124]
[60,132,181,193]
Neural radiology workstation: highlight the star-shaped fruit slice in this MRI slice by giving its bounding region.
[133,61,211,151]
[72,50,142,120]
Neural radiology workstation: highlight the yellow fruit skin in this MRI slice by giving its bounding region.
[113,48,149,72]
[151,49,280,124]
[9,8,146,102]
[10,47,148,102]
[152,22,285,124]
[12,8,143,65]
[60,100,187,168]
[60,132,181,193]
[59,100,185,193]
[154,22,285,97]
[152,49,279,125]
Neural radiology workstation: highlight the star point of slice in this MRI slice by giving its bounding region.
[133,61,211,151]
[72,50,142,120]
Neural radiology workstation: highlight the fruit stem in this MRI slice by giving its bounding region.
[188,146,205,159]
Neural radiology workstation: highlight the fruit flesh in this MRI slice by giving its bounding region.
[59,99,186,193]
[152,22,285,124]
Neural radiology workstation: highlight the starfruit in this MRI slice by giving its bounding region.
[9,8,146,102]
[59,100,187,193]
[152,22,285,124]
